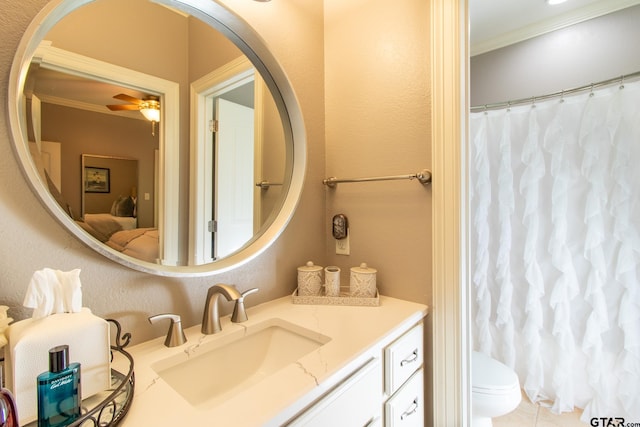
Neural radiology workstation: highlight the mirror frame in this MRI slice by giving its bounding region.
[7,0,306,277]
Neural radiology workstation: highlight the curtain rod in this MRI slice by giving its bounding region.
[470,70,640,113]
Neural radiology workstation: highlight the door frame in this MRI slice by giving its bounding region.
[189,56,264,265]
[30,42,181,266]
[430,0,471,425]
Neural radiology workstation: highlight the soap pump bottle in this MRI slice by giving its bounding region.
[0,366,19,427]
[37,345,81,427]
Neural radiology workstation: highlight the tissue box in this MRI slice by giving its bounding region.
[5,308,111,425]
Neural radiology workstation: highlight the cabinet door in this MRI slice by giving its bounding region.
[288,358,382,427]
[385,323,423,395]
[385,369,424,427]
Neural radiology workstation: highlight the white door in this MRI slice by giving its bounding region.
[214,97,254,258]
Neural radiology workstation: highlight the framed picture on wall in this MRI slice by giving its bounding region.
[84,166,110,193]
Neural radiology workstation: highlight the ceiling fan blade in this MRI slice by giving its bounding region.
[107,104,140,111]
[112,93,143,104]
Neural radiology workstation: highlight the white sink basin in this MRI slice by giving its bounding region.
[151,318,331,408]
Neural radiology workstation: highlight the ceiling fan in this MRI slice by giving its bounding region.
[107,93,161,135]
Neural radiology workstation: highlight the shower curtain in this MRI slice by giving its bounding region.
[470,79,640,422]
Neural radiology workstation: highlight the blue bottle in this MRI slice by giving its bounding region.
[37,345,81,427]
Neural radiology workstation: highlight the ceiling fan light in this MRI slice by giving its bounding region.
[139,99,160,122]
[140,107,160,122]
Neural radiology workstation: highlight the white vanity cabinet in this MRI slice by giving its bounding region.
[287,357,383,426]
[287,321,424,427]
[385,369,424,426]
[118,296,428,427]
[384,322,424,426]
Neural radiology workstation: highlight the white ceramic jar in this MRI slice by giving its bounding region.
[324,266,341,297]
[297,261,323,296]
[349,263,377,297]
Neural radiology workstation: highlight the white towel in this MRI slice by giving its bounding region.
[23,268,82,319]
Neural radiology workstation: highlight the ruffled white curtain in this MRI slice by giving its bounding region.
[470,79,640,422]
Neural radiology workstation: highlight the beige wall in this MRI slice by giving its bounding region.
[188,16,244,82]
[82,156,137,215]
[45,0,190,82]
[1,0,430,342]
[324,0,432,305]
[40,104,157,227]
[324,0,433,421]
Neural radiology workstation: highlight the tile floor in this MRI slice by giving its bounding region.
[493,390,587,426]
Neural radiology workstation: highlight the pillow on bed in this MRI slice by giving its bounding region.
[76,219,110,242]
[110,196,135,217]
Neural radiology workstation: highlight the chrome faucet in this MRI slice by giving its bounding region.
[148,313,187,347]
[201,284,242,334]
[231,288,259,323]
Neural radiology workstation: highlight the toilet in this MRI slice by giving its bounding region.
[472,351,521,427]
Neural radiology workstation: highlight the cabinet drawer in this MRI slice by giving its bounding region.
[288,357,382,427]
[384,322,423,395]
[385,368,424,427]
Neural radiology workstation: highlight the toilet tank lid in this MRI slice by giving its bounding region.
[472,352,519,391]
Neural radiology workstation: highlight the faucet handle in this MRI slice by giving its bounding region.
[231,288,259,323]
[241,288,259,298]
[149,313,187,347]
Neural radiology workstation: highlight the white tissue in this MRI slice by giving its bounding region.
[23,268,82,319]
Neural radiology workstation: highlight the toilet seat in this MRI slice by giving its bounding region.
[472,352,519,396]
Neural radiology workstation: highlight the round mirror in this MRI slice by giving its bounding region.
[8,0,306,276]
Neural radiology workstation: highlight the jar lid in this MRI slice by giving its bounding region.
[298,261,322,272]
[351,263,377,274]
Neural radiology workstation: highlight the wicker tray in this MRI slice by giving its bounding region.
[291,287,380,306]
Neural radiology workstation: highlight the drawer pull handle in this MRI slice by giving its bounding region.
[401,398,419,420]
[400,349,419,366]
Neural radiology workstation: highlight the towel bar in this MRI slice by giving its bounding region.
[323,169,432,188]
[255,181,283,189]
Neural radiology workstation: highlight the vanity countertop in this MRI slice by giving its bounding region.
[114,295,428,427]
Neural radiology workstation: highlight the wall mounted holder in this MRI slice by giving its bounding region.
[255,181,283,190]
[323,169,432,188]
